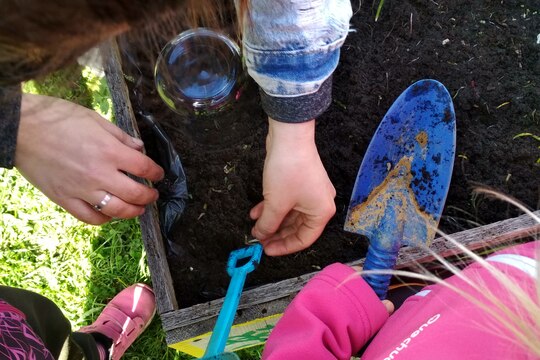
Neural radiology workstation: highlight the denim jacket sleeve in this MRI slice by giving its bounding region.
[240,0,352,123]
[0,85,22,169]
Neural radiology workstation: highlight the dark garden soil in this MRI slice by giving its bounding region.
[121,0,540,308]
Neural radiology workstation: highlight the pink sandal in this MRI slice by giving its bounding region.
[79,283,156,359]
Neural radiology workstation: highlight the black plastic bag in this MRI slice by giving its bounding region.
[124,53,188,256]
[138,111,188,256]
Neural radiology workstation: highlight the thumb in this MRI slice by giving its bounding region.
[251,203,288,240]
[382,300,395,315]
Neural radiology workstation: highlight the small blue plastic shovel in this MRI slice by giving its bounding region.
[200,243,263,360]
[344,79,456,299]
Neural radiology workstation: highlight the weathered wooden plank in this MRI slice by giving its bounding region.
[164,299,294,345]
[161,211,539,335]
[99,39,178,314]
[392,211,540,266]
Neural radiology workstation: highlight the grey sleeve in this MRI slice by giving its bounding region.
[259,77,333,123]
[0,85,22,169]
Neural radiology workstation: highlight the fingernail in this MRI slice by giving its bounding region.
[132,137,144,147]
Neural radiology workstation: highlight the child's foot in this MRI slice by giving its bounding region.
[79,283,156,360]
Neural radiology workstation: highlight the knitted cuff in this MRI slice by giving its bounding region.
[259,76,332,123]
[0,84,22,169]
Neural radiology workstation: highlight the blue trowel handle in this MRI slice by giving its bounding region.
[204,268,248,356]
[363,240,400,300]
[203,244,263,357]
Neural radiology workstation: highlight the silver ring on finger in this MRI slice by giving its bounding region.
[93,192,113,212]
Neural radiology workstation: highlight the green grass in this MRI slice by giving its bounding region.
[0,167,188,359]
[2,64,265,359]
[374,0,385,22]
[2,65,193,359]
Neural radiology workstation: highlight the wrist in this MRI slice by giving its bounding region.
[16,93,42,166]
[267,117,316,147]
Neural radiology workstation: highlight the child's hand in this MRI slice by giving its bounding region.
[250,118,336,256]
[352,265,395,314]
[382,300,395,314]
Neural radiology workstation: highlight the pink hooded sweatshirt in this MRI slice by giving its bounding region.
[263,241,539,359]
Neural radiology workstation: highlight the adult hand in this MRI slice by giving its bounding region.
[250,118,336,256]
[15,94,164,224]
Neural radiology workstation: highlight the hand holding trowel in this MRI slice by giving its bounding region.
[344,79,456,299]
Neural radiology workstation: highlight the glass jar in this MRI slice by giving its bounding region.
[154,28,263,147]
[155,28,244,116]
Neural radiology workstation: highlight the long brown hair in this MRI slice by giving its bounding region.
[0,0,240,86]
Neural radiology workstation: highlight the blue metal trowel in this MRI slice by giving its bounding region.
[344,79,456,299]
[200,243,263,359]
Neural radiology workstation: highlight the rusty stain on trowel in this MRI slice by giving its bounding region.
[345,155,438,250]
[415,131,428,148]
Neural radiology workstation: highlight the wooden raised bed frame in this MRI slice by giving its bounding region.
[99,40,540,351]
